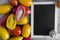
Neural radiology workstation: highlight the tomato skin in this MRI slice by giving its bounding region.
[17,16,28,25]
[24,37,31,40]
[0,4,13,14]
[0,14,10,26]
[25,7,31,16]
[9,0,18,6]
[9,36,23,40]
[8,26,21,36]
[0,27,10,40]
[6,14,16,30]
[22,24,32,38]
[19,0,32,7]
[15,5,31,22]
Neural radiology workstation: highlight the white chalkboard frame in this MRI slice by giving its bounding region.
[31,1,58,38]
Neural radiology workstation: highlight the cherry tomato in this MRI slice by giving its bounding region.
[19,0,33,7]
[24,37,31,40]
[9,0,18,6]
[0,14,10,26]
[8,26,21,36]
[17,16,28,25]
[6,14,16,30]
[15,5,31,21]
[9,36,23,40]
[0,27,10,40]
[22,24,32,38]
[0,4,13,14]
[57,1,60,8]
[25,7,31,16]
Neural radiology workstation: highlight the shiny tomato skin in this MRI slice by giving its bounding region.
[19,0,32,7]
[25,7,31,16]
[9,0,18,6]
[0,14,10,26]
[8,26,21,36]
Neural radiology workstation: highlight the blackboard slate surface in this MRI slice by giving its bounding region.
[34,4,55,35]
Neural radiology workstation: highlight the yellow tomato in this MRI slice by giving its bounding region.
[9,36,23,40]
[22,24,32,38]
[17,16,28,25]
[0,4,13,14]
[19,0,32,7]
[6,14,16,30]
[0,27,10,40]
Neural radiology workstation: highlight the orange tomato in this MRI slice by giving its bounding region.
[19,0,33,7]
[9,0,18,6]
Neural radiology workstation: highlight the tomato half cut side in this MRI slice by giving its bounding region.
[15,5,26,21]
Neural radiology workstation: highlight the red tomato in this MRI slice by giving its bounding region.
[9,0,18,6]
[0,14,10,26]
[15,5,31,21]
[8,26,21,36]
[25,7,31,16]
[24,37,31,40]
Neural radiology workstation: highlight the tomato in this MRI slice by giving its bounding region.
[24,37,31,40]
[8,26,21,36]
[15,5,26,21]
[15,5,31,21]
[9,36,23,40]
[6,14,16,30]
[22,24,32,38]
[9,0,18,6]
[57,1,60,8]
[17,16,28,25]
[0,14,10,26]
[25,7,31,16]
[0,27,10,40]
[19,0,32,7]
[0,4,13,14]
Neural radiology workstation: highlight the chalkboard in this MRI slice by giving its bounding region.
[34,4,55,35]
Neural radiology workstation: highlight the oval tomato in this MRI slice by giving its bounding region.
[17,16,28,25]
[22,24,32,38]
[0,14,10,26]
[25,7,31,16]
[9,36,23,40]
[24,37,31,40]
[8,26,21,36]
[9,0,18,6]
[0,4,13,14]
[0,27,10,40]
[15,5,26,21]
[15,5,31,21]
[19,0,33,7]
[6,14,16,30]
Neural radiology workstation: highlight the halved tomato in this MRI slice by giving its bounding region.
[6,14,16,30]
[15,5,26,21]
[15,5,31,21]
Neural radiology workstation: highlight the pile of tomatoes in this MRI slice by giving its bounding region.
[0,0,32,40]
